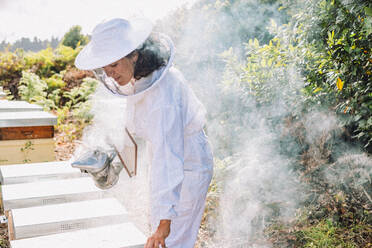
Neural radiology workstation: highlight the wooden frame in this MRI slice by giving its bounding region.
[115,128,138,178]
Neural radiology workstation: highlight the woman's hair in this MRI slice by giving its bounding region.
[127,34,168,80]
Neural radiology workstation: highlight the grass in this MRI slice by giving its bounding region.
[296,219,371,248]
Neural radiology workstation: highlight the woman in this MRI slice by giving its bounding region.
[75,17,213,248]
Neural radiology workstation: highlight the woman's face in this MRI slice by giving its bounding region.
[103,53,138,86]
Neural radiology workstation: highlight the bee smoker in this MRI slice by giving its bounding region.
[71,148,122,190]
[71,129,138,190]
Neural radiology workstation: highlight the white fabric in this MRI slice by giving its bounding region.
[128,66,213,247]
[117,81,135,95]
[157,130,213,248]
[121,61,212,247]
[75,17,153,70]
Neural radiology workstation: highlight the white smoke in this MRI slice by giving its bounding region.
[155,1,371,247]
[72,83,128,155]
[72,83,152,234]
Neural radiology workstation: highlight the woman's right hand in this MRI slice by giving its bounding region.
[145,219,171,248]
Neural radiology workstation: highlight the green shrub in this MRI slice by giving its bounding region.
[18,71,48,102]
[289,0,372,151]
[24,48,55,77]
[63,77,97,110]
[54,45,81,70]
[45,73,66,90]
[55,45,80,64]
[0,50,25,96]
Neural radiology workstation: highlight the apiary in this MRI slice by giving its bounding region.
[0,110,57,165]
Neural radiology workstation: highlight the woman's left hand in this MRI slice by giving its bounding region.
[145,219,171,248]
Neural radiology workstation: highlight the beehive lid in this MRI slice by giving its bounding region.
[0,111,57,128]
[12,198,129,239]
[12,198,127,226]
[3,177,98,201]
[0,100,43,112]
[10,223,146,248]
[0,161,82,184]
[2,177,104,210]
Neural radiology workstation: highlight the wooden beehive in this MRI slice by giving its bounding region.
[0,103,57,165]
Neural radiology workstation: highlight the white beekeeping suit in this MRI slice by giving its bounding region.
[125,41,214,247]
[74,17,213,247]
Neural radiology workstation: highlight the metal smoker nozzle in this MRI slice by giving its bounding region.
[71,148,123,190]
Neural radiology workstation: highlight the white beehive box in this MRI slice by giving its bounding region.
[0,161,83,184]
[0,111,57,128]
[0,100,43,112]
[11,198,129,239]
[10,223,146,248]
[0,161,85,184]
[2,177,106,210]
[0,111,57,165]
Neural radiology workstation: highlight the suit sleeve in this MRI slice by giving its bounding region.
[146,105,184,222]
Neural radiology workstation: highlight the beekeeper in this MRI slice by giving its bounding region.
[74,17,214,248]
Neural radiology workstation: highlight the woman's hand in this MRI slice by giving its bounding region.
[145,219,171,248]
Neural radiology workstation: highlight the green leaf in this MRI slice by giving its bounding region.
[365,7,372,17]
[355,115,362,121]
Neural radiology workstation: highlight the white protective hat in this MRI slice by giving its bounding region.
[75,17,153,70]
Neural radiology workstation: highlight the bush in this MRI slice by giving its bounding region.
[0,50,25,98]
[213,0,372,246]
[63,77,97,110]
[290,0,372,151]
[45,73,66,90]
[18,71,48,102]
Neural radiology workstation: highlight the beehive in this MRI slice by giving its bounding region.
[1,177,106,210]
[10,198,128,239]
[0,109,57,165]
[10,223,146,248]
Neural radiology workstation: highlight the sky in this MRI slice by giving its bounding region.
[0,0,195,42]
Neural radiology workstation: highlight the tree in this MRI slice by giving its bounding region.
[0,40,10,51]
[61,25,88,49]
